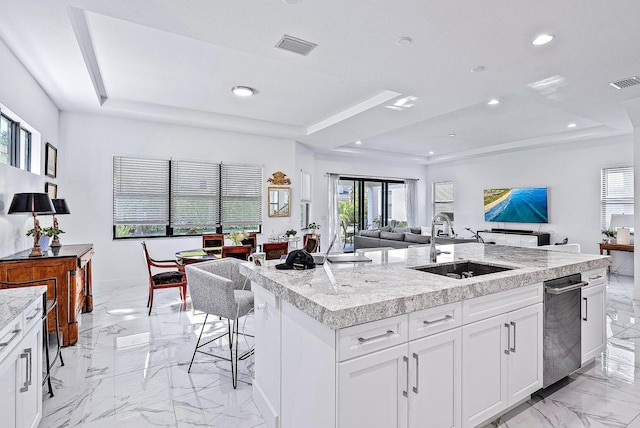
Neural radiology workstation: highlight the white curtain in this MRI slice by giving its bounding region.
[327,173,341,251]
[406,179,418,227]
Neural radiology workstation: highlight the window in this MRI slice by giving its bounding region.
[601,166,634,228]
[433,181,454,220]
[113,156,263,238]
[338,177,406,231]
[0,105,38,173]
[300,171,311,228]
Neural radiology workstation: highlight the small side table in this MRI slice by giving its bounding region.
[599,242,634,273]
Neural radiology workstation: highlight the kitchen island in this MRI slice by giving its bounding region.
[240,243,610,428]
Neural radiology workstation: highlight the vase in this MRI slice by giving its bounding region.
[39,236,50,252]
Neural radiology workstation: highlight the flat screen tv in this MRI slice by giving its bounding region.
[484,187,548,223]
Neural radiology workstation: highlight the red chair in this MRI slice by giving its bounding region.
[202,234,225,254]
[263,242,289,260]
[303,234,319,253]
[142,242,187,315]
[221,245,251,261]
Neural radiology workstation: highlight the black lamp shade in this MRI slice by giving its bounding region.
[51,199,71,215]
[8,193,55,215]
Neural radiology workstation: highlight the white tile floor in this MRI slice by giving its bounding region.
[41,273,640,427]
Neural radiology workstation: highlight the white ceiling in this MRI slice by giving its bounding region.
[1,0,639,163]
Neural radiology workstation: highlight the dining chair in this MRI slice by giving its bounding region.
[241,232,257,252]
[341,221,354,248]
[142,241,187,315]
[221,245,251,261]
[262,241,289,260]
[185,258,254,388]
[202,234,225,255]
[304,234,319,253]
[0,277,64,397]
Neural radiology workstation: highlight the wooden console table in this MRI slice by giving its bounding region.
[599,242,634,256]
[0,244,94,346]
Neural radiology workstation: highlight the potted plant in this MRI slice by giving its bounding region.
[285,229,297,237]
[601,227,617,243]
[27,225,63,252]
[307,222,320,234]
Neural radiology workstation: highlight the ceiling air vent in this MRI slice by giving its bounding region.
[609,76,640,89]
[275,35,317,56]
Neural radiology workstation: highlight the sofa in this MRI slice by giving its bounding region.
[353,226,476,250]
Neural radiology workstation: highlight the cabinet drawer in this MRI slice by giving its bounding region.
[582,269,606,287]
[337,314,407,362]
[0,314,23,363]
[408,301,462,340]
[22,297,43,333]
[462,283,543,325]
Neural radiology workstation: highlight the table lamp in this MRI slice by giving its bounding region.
[50,198,70,247]
[8,193,55,257]
[610,214,634,245]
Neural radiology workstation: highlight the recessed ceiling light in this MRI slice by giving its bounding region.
[355,140,362,145]
[487,99,500,105]
[567,123,577,128]
[449,133,456,137]
[471,66,486,73]
[428,151,434,155]
[532,34,554,46]
[231,86,256,97]
[396,37,413,47]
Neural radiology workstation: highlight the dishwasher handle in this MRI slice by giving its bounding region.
[545,281,588,295]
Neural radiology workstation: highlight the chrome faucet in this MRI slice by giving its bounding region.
[430,213,453,263]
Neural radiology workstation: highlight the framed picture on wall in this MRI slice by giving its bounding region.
[45,182,57,199]
[45,142,57,178]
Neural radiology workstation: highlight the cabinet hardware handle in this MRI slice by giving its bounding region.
[25,348,32,386]
[588,275,602,280]
[504,323,511,355]
[510,321,516,353]
[358,330,395,344]
[0,329,21,347]
[412,353,419,394]
[583,297,588,321]
[26,307,41,321]
[19,352,29,392]
[403,356,409,398]
[423,315,452,325]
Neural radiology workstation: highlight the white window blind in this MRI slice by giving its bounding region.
[601,166,634,228]
[113,157,169,225]
[301,171,311,202]
[433,181,454,219]
[221,163,263,226]
[170,160,220,229]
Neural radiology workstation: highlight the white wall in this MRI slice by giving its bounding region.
[425,136,634,275]
[313,154,429,237]
[59,112,302,285]
[0,38,59,257]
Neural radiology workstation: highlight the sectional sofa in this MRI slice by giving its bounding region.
[353,226,476,250]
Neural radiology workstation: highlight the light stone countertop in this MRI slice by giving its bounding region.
[239,243,611,329]
[0,286,47,328]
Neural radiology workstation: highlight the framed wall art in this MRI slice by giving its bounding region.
[45,182,57,199]
[45,142,57,178]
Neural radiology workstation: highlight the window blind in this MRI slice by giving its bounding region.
[113,156,169,225]
[170,160,221,229]
[601,166,634,228]
[221,163,263,226]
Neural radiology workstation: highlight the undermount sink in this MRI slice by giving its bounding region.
[413,261,514,279]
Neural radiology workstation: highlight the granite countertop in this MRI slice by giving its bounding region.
[0,286,47,328]
[239,243,611,329]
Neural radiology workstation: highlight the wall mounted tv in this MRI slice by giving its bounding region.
[484,187,548,223]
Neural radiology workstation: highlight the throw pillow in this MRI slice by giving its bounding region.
[360,230,380,238]
[380,231,405,241]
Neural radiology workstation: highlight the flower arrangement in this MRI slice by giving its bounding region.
[228,230,248,245]
[285,229,297,237]
[27,226,64,238]
[307,222,320,230]
[601,227,617,238]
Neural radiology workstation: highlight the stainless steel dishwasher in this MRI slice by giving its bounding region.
[543,273,586,388]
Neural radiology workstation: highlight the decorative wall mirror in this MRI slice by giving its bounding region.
[269,187,291,217]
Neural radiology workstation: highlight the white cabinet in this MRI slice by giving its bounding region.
[462,303,543,428]
[338,344,408,428]
[581,283,606,364]
[0,295,43,428]
[408,327,462,428]
[477,231,550,247]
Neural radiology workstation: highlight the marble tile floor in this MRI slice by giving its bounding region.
[42,273,640,427]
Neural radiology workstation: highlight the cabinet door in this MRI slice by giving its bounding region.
[18,323,42,428]
[461,314,508,428]
[409,328,461,428]
[338,344,408,428]
[0,343,20,428]
[582,284,606,364]
[506,303,543,404]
